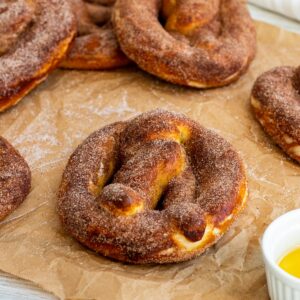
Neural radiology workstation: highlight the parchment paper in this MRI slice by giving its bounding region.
[0,21,299,300]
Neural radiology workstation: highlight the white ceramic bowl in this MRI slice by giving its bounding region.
[262,209,300,300]
[249,0,300,21]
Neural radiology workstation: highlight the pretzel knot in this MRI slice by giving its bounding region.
[58,110,248,264]
[113,0,256,88]
[0,0,76,112]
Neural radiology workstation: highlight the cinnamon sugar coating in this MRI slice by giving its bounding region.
[60,0,130,70]
[0,0,35,55]
[251,66,300,163]
[0,0,76,112]
[113,0,256,88]
[0,137,31,221]
[58,110,247,264]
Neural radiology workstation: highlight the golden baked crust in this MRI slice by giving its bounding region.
[0,0,76,112]
[0,137,31,221]
[58,110,248,264]
[60,0,130,70]
[113,0,256,88]
[251,66,300,163]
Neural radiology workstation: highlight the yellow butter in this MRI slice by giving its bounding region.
[279,247,300,279]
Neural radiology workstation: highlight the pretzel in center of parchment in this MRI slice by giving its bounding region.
[58,110,248,264]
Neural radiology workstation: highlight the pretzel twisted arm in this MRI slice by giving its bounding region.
[97,121,207,240]
[99,140,186,215]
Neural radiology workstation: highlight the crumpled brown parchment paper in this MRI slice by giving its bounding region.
[0,21,299,300]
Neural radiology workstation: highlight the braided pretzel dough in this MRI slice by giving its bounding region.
[113,0,256,88]
[251,66,300,163]
[0,137,31,221]
[60,0,130,70]
[0,0,76,112]
[58,110,248,264]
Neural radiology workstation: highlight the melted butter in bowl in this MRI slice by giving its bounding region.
[279,247,300,279]
[262,209,300,300]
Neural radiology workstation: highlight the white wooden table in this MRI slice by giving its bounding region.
[1,4,299,300]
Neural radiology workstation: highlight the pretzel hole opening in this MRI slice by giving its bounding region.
[153,189,168,211]
[158,11,167,28]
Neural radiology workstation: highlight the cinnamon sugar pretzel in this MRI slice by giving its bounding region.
[0,0,76,112]
[113,0,256,88]
[58,110,248,264]
[251,66,300,163]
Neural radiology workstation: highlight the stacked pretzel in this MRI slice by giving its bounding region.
[60,0,130,69]
[0,0,256,112]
